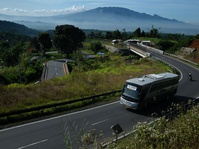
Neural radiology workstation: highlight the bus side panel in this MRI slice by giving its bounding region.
[138,81,178,109]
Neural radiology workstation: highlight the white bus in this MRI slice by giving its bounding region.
[120,72,179,110]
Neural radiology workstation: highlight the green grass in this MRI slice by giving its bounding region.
[0,57,170,114]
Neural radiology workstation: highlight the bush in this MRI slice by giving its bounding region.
[113,104,199,149]
[157,40,174,52]
[90,41,104,54]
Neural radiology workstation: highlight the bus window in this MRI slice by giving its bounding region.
[122,83,141,100]
[149,78,178,93]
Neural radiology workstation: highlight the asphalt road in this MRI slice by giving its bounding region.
[0,102,151,149]
[45,59,67,80]
[0,46,199,149]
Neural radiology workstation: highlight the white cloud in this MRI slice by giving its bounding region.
[0,5,86,16]
[0,8,28,15]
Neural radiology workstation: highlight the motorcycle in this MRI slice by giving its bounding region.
[189,74,192,81]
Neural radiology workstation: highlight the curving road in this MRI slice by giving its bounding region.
[0,46,199,149]
[44,59,68,80]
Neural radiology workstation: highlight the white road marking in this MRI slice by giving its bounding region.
[165,60,183,81]
[92,119,109,126]
[17,139,48,149]
[177,68,183,81]
[0,101,119,132]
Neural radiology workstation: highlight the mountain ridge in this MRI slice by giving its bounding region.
[0,20,39,36]
[0,7,198,34]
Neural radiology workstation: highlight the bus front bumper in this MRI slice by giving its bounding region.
[120,97,139,110]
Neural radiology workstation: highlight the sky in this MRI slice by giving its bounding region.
[0,0,198,25]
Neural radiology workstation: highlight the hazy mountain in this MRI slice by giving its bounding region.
[15,20,56,31]
[56,7,198,34]
[0,20,39,36]
[0,7,199,34]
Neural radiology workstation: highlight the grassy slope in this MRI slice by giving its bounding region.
[0,57,171,113]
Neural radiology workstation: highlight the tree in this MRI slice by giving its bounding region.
[105,31,113,39]
[90,41,103,54]
[0,41,24,66]
[87,31,95,39]
[149,25,160,38]
[121,28,129,40]
[133,27,141,37]
[112,29,121,39]
[157,40,175,52]
[38,32,52,56]
[196,34,199,39]
[30,37,40,53]
[53,24,86,57]
[141,30,146,37]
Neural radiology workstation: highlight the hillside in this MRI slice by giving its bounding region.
[190,40,199,50]
[0,20,39,36]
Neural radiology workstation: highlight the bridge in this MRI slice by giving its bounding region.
[128,45,150,58]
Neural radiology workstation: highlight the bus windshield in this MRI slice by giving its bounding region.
[122,83,141,100]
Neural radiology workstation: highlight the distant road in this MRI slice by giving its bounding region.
[44,59,68,80]
[133,43,199,98]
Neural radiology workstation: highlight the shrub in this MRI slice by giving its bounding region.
[113,104,199,149]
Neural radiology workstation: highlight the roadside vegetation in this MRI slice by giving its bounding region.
[107,102,199,149]
[1,23,199,148]
[0,57,170,113]
[64,101,199,149]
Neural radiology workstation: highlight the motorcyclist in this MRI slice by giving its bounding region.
[189,73,192,80]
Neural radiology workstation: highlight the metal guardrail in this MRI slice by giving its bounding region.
[138,43,164,54]
[165,52,198,65]
[0,90,121,118]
